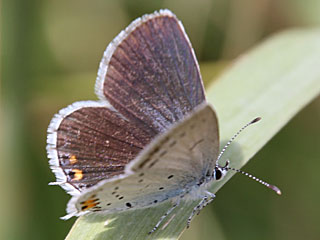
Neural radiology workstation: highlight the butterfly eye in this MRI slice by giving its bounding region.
[214,168,222,180]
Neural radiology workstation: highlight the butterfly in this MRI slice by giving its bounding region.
[47,9,280,234]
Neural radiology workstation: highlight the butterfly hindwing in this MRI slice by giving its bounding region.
[66,169,190,218]
[66,104,219,217]
[47,101,154,195]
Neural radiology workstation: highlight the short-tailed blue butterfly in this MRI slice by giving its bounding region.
[47,9,281,234]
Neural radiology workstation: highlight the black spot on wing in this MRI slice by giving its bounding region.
[126,202,132,208]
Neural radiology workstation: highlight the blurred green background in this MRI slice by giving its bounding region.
[1,0,320,239]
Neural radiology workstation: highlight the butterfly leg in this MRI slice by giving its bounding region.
[149,200,180,234]
[186,191,215,228]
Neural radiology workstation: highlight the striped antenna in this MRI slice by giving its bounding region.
[225,165,282,195]
[216,117,261,162]
[216,117,282,195]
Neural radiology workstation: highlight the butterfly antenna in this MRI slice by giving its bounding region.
[225,166,282,195]
[216,117,281,195]
[216,117,261,162]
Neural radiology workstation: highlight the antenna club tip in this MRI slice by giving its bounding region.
[251,117,262,124]
[269,185,282,195]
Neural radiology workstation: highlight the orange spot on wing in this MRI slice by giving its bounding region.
[87,203,98,209]
[80,198,100,211]
[69,155,77,164]
[85,199,97,204]
[72,169,83,181]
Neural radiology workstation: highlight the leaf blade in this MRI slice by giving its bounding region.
[65,29,320,240]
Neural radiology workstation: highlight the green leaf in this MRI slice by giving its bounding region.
[65,29,320,240]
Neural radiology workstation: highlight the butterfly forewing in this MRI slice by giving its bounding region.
[96,10,205,135]
[66,104,219,217]
[130,104,219,175]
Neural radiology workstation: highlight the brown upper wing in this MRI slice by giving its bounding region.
[95,10,205,136]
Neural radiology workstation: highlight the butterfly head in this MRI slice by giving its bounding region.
[212,160,229,181]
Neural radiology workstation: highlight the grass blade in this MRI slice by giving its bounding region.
[65,29,320,240]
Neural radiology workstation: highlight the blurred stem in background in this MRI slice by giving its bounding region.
[2,0,34,238]
[1,0,65,239]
